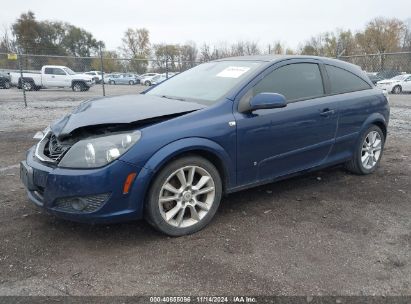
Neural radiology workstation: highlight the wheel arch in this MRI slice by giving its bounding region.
[71,79,86,87]
[142,137,235,195]
[360,113,388,141]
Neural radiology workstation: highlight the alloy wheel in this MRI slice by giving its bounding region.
[361,131,382,170]
[158,165,215,228]
[73,84,82,92]
[393,86,402,94]
[22,82,32,91]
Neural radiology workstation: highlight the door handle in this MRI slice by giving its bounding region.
[320,108,335,116]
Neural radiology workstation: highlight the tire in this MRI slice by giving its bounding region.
[129,80,135,85]
[4,81,10,89]
[146,155,222,236]
[144,81,151,86]
[392,85,402,94]
[109,80,115,85]
[22,81,33,91]
[345,125,385,175]
[72,82,84,92]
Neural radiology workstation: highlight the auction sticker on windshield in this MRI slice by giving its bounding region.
[216,66,250,78]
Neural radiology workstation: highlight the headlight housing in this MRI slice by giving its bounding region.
[58,131,141,168]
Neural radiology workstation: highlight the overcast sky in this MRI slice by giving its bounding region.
[1,0,410,51]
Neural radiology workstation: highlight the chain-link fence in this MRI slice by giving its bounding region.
[0,51,201,104]
[1,51,411,105]
[339,52,411,77]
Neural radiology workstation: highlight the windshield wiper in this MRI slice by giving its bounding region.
[160,95,186,101]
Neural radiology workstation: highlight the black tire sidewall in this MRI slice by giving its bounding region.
[392,85,401,94]
[146,156,222,236]
[355,125,385,174]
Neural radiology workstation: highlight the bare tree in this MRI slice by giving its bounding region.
[120,28,150,73]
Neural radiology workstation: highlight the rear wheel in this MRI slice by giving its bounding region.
[345,125,385,175]
[392,85,402,94]
[4,81,10,89]
[109,80,115,85]
[146,156,222,236]
[22,81,33,91]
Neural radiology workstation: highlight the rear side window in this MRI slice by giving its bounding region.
[325,65,371,94]
[252,63,324,102]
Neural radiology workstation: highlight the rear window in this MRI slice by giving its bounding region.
[326,65,371,94]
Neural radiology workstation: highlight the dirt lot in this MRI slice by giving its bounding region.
[0,88,410,296]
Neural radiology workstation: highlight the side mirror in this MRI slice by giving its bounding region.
[248,93,287,112]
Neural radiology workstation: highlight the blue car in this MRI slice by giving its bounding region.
[20,55,389,236]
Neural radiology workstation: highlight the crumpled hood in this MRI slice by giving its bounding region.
[51,94,205,138]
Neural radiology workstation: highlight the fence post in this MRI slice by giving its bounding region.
[18,51,27,107]
[99,44,105,97]
[165,57,169,79]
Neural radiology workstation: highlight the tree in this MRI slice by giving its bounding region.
[152,43,181,72]
[355,17,407,54]
[120,28,150,73]
[62,25,100,57]
[178,41,198,70]
[90,50,122,72]
[11,11,101,58]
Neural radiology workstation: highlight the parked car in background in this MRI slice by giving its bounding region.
[140,73,160,86]
[85,71,103,83]
[104,73,119,84]
[108,73,139,85]
[0,72,11,89]
[376,74,411,94]
[150,74,167,86]
[367,73,383,85]
[10,65,94,91]
[21,55,389,236]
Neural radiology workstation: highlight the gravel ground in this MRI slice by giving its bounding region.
[0,89,410,296]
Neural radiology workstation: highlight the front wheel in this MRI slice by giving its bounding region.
[345,125,385,175]
[146,156,222,236]
[72,82,84,92]
[392,85,402,94]
[144,81,151,86]
[129,80,135,85]
[4,81,10,89]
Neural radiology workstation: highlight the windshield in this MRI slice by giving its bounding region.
[146,60,263,105]
[63,68,76,75]
[390,75,407,81]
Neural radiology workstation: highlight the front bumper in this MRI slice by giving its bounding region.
[376,83,394,92]
[20,147,152,223]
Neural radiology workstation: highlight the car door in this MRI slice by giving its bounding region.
[234,60,339,185]
[44,68,68,87]
[402,76,411,92]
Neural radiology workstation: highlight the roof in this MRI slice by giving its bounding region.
[214,55,354,67]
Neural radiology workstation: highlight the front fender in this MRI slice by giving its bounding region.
[143,137,235,190]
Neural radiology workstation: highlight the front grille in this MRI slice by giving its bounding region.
[53,193,111,213]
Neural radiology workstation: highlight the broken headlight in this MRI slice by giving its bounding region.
[58,131,141,168]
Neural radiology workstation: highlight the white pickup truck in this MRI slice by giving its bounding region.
[10,65,94,91]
